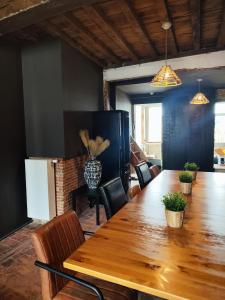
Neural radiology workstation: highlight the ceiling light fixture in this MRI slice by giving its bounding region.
[190,79,209,105]
[150,21,182,87]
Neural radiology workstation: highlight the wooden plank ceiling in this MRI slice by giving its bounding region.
[1,0,225,68]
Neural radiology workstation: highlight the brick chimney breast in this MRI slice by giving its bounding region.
[55,155,87,215]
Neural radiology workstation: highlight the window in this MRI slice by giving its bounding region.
[134,103,162,159]
[214,102,225,144]
[145,104,162,143]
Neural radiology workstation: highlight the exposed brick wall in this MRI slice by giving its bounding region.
[55,155,87,215]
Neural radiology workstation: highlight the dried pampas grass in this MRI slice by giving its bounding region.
[95,139,110,157]
[88,139,97,156]
[96,136,103,145]
[79,129,110,158]
[79,129,89,149]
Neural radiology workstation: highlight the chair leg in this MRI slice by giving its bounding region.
[35,261,105,300]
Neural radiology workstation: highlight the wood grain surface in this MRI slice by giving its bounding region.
[2,0,225,68]
[64,170,225,300]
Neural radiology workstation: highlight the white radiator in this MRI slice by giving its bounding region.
[25,159,56,221]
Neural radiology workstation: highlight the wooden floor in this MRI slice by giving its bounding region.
[0,205,158,300]
[0,206,106,300]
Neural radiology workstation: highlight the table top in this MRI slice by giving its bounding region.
[64,170,225,300]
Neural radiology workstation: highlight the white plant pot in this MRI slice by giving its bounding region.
[180,182,192,195]
[165,210,184,228]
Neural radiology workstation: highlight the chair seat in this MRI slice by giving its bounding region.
[54,272,137,300]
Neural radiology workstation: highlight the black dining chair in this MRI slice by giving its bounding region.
[100,177,128,220]
[135,162,152,189]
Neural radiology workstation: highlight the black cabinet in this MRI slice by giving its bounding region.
[93,110,130,191]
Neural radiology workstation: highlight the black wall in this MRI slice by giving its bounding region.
[62,42,103,111]
[22,38,65,158]
[162,86,215,171]
[0,42,29,239]
[61,42,103,158]
[22,38,103,158]
[111,78,216,172]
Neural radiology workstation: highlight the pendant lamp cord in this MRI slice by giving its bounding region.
[165,28,168,65]
[198,80,200,92]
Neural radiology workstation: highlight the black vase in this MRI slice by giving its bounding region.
[84,158,102,190]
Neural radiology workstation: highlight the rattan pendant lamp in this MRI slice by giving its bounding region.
[190,79,209,104]
[151,21,182,87]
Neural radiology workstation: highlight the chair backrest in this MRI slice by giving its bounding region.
[100,177,128,219]
[128,184,141,199]
[150,165,161,179]
[135,162,152,189]
[32,211,85,300]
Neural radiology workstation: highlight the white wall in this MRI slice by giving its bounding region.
[116,87,132,134]
[104,50,225,81]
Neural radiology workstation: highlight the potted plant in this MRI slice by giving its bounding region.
[179,171,193,195]
[184,162,199,180]
[162,192,187,228]
[80,129,110,190]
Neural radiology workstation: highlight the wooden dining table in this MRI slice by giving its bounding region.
[64,170,225,300]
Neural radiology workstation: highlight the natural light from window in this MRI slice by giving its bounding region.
[134,103,162,160]
[147,106,162,143]
[215,102,225,144]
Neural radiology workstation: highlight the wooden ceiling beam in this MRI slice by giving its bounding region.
[13,29,38,43]
[217,4,225,48]
[190,0,201,50]
[155,0,178,55]
[84,5,139,62]
[104,47,225,69]
[64,12,121,65]
[120,0,158,58]
[39,21,105,67]
[0,0,106,35]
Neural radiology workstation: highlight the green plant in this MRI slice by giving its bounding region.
[184,162,199,171]
[162,192,187,212]
[179,171,193,183]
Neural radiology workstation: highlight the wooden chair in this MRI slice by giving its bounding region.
[135,162,152,190]
[128,185,141,199]
[150,165,161,179]
[32,210,137,300]
[100,177,128,220]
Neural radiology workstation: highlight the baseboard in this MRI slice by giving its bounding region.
[0,218,32,241]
